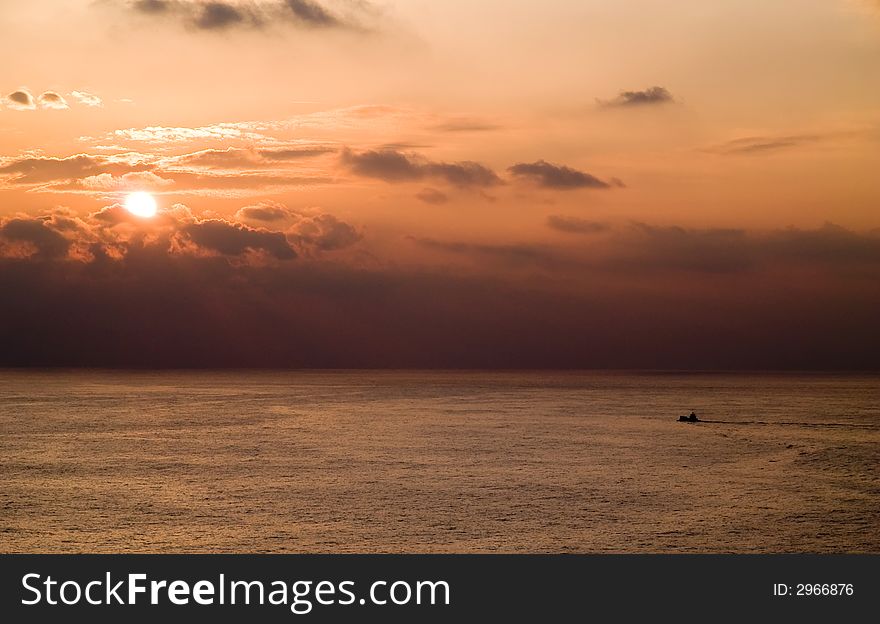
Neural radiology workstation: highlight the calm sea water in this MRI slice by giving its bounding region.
[1,371,877,553]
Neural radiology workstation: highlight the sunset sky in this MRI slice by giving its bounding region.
[2,0,879,368]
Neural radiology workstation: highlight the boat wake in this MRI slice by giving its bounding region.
[698,419,879,430]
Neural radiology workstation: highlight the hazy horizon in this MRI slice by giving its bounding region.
[2,366,880,372]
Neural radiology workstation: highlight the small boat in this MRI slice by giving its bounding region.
[678,413,700,422]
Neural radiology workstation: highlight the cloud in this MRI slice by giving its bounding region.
[37,91,69,110]
[174,146,335,168]
[4,89,100,110]
[0,217,71,259]
[0,204,362,263]
[599,86,675,108]
[342,148,420,181]
[708,134,832,155]
[236,202,362,251]
[546,215,610,234]
[91,203,155,227]
[184,219,297,259]
[235,202,292,222]
[287,212,362,251]
[111,123,272,143]
[342,148,502,188]
[5,90,36,110]
[101,106,410,145]
[77,171,174,191]
[429,118,502,133]
[126,0,355,31]
[70,91,103,107]
[0,202,360,264]
[0,149,333,195]
[132,0,256,30]
[202,1,254,29]
[157,171,330,193]
[415,188,448,205]
[258,146,336,160]
[173,147,262,168]
[284,0,340,27]
[507,160,617,190]
[424,162,501,188]
[0,154,152,184]
[132,0,169,13]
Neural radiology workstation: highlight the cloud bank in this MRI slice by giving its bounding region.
[1,208,878,368]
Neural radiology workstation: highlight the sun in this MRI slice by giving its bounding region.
[125,192,158,218]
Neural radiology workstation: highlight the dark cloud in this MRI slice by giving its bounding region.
[342,148,502,188]
[284,0,339,27]
[5,90,36,110]
[415,188,449,205]
[342,148,421,181]
[547,215,610,234]
[127,0,354,31]
[508,160,616,190]
[600,86,675,108]
[0,218,70,259]
[195,2,246,29]
[130,0,255,30]
[132,0,169,13]
[424,162,500,188]
[184,220,297,259]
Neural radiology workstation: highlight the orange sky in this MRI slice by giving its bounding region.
[1,1,879,368]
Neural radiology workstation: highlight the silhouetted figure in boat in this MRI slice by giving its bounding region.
[678,411,700,422]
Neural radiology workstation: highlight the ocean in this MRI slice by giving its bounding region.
[1,370,877,553]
